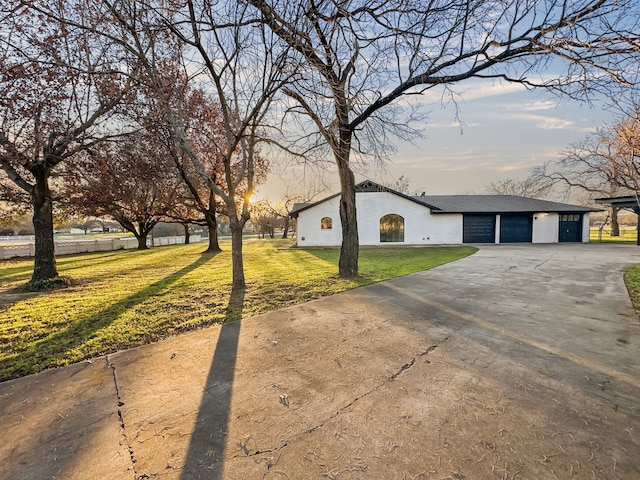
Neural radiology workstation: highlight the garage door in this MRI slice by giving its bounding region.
[463,214,496,243]
[559,214,582,242]
[500,214,533,243]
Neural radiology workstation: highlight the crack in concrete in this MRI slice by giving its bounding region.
[244,443,289,458]
[389,343,440,381]
[106,356,138,479]
[239,338,449,463]
[303,339,446,436]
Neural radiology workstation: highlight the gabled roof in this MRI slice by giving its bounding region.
[290,180,437,218]
[289,180,596,218]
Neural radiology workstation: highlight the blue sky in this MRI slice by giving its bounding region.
[257,80,620,201]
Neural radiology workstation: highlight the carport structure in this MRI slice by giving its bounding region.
[596,195,640,245]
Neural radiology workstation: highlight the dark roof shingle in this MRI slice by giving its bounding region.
[415,194,595,214]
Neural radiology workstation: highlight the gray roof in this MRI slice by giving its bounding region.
[291,202,312,216]
[417,195,596,214]
[289,181,596,217]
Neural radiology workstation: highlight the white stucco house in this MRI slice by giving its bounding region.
[290,180,595,246]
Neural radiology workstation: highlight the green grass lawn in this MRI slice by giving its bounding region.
[590,227,637,243]
[589,228,640,318]
[625,264,640,316]
[0,239,475,381]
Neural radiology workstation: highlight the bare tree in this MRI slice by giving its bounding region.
[539,107,640,235]
[270,197,296,239]
[382,175,423,195]
[610,109,640,192]
[248,0,640,276]
[487,173,554,199]
[391,176,412,195]
[250,192,307,239]
[251,201,281,238]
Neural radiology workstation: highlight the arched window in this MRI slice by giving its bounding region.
[380,214,404,242]
[321,217,332,229]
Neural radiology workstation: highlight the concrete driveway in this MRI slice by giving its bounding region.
[1,244,639,479]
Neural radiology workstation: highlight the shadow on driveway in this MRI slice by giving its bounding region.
[180,287,245,479]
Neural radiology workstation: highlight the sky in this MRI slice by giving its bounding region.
[255,79,622,202]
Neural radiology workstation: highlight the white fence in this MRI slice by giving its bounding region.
[0,235,202,260]
[0,235,35,242]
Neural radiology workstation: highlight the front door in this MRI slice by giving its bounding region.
[559,214,582,242]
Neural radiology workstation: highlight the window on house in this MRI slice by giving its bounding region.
[380,214,404,242]
[321,217,332,229]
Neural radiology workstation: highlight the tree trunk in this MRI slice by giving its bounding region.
[611,207,620,237]
[30,167,58,283]
[229,217,246,289]
[204,211,221,253]
[112,217,153,250]
[136,230,150,250]
[281,216,290,239]
[337,156,359,277]
[183,223,191,244]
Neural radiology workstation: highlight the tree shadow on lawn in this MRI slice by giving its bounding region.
[0,253,218,382]
[51,248,196,285]
[180,287,245,480]
[0,251,150,308]
[0,263,36,287]
[54,250,139,275]
[0,251,128,284]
